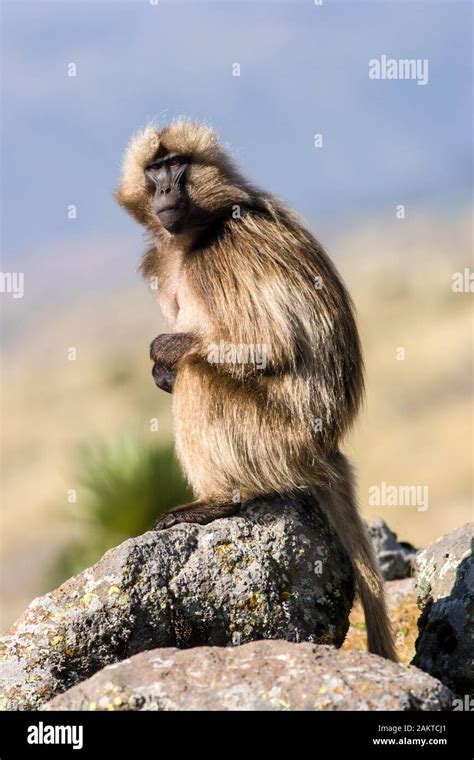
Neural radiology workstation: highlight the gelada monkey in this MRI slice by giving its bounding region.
[116,119,396,661]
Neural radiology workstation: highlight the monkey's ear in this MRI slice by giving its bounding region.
[115,123,160,224]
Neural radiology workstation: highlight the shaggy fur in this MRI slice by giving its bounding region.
[116,118,397,661]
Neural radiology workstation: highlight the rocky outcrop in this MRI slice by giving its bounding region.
[385,577,416,608]
[366,519,417,580]
[42,640,453,711]
[0,494,354,710]
[413,523,474,696]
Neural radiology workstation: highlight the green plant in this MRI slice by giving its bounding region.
[51,437,193,584]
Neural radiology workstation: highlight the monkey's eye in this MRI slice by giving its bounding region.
[147,164,160,172]
[169,157,183,168]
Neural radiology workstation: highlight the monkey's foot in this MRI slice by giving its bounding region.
[153,500,241,531]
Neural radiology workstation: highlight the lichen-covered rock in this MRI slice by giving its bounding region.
[366,519,417,580]
[0,494,354,710]
[413,523,474,696]
[42,640,453,711]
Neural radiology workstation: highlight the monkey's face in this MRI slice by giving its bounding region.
[145,153,191,233]
[116,120,253,231]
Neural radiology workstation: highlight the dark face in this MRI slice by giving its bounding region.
[145,153,190,233]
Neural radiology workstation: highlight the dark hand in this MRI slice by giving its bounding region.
[151,362,176,393]
[149,332,196,394]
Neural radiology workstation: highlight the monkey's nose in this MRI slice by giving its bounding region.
[160,187,172,195]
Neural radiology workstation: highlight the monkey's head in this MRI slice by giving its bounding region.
[115,119,253,234]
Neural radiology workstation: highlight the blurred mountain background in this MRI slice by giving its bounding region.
[1,0,472,627]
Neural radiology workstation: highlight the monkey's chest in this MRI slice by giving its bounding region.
[173,278,207,334]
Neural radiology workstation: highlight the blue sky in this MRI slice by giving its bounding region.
[1,0,472,288]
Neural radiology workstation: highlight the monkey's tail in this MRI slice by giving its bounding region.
[310,451,397,662]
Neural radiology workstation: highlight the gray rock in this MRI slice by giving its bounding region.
[413,523,474,696]
[42,640,453,711]
[366,519,417,580]
[0,494,354,710]
[385,577,416,608]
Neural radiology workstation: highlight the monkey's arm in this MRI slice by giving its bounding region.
[150,332,197,393]
[150,333,197,367]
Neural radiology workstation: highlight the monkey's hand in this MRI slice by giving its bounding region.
[150,332,197,393]
[151,363,176,394]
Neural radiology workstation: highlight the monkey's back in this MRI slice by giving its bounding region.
[173,203,364,499]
